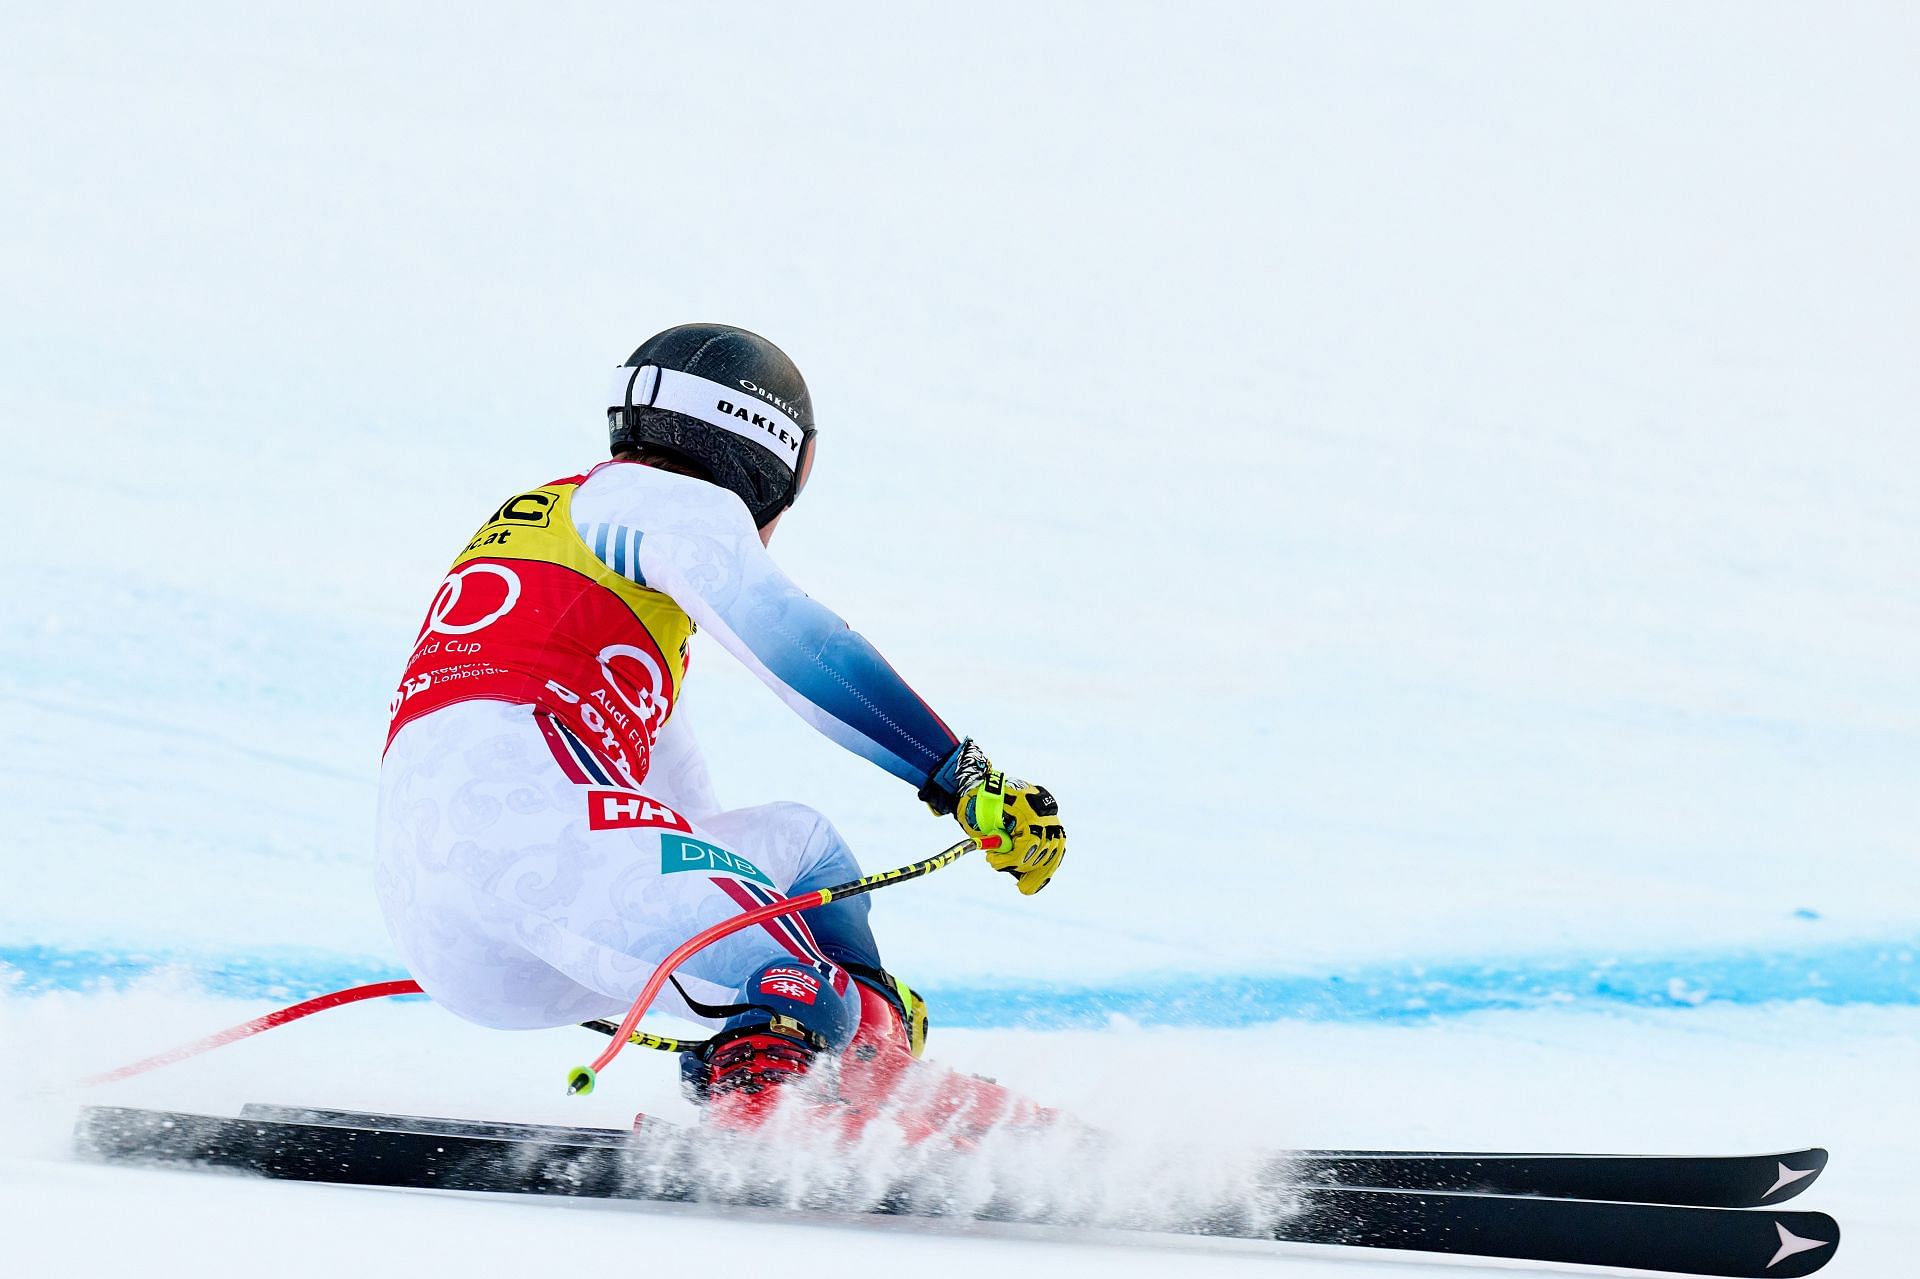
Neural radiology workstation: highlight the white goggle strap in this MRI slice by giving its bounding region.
[607,365,804,473]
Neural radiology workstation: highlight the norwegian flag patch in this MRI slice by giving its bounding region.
[758,966,822,1005]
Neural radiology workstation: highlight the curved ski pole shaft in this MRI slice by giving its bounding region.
[82,844,975,1092]
[82,979,426,1087]
[566,839,976,1095]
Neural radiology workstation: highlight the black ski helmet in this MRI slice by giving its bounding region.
[608,323,817,527]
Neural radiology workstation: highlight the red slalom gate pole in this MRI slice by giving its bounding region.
[566,838,975,1096]
[81,979,424,1087]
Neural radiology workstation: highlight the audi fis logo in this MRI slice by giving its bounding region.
[541,637,675,792]
[596,643,670,730]
[542,640,674,780]
[421,563,522,638]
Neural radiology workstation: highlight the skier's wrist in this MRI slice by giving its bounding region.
[918,737,992,815]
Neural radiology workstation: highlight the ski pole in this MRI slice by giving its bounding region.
[81,979,426,1087]
[565,837,976,1097]
[82,841,973,1089]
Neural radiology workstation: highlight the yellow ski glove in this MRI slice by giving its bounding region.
[921,741,1066,895]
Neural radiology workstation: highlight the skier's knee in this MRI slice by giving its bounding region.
[761,801,849,864]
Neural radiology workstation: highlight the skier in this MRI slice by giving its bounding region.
[376,322,1065,1128]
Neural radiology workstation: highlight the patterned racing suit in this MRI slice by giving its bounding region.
[375,460,960,1030]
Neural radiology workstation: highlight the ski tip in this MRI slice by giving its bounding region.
[1773,1146,1830,1170]
[1765,1212,1840,1276]
[565,1065,596,1097]
[1759,1149,1832,1204]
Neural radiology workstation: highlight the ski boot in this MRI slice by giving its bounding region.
[829,964,1060,1147]
[681,960,1061,1145]
[680,958,858,1132]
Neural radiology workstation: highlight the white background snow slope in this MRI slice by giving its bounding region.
[2,3,1916,1275]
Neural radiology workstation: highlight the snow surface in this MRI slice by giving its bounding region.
[3,2,1916,1275]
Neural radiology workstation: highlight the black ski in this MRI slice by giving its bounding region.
[75,1106,1840,1277]
[239,1102,637,1146]
[235,1102,1828,1208]
[1275,1147,1827,1208]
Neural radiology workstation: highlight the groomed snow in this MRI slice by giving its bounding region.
[7,991,1918,1274]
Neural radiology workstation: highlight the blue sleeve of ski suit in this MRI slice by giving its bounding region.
[580,464,960,788]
